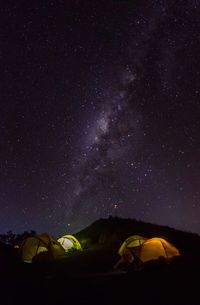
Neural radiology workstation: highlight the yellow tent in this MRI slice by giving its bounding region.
[119,236,180,264]
[19,234,65,263]
[118,235,147,256]
[138,237,180,262]
[57,235,82,252]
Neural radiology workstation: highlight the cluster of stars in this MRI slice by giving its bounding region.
[0,1,200,235]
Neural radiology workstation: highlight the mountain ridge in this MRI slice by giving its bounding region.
[74,216,200,254]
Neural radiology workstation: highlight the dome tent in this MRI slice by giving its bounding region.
[118,235,147,256]
[57,235,82,252]
[114,235,147,269]
[19,234,65,263]
[118,236,180,264]
[138,237,180,262]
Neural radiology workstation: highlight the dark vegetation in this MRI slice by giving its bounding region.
[0,230,36,246]
[0,217,200,305]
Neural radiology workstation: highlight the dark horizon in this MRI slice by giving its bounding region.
[0,216,199,240]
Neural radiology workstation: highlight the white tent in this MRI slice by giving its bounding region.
[57,235,82,252]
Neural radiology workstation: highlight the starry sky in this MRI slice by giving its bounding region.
[1,0,200,236]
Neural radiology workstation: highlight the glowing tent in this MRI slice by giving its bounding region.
[19,234,65,263]
[118,236,180,263]
[57,235,82,252]
[138,237,180,262]
[118,235,147,256]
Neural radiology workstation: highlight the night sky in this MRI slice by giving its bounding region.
[1,0,200,236]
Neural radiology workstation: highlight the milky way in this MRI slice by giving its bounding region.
[67,67,143,228]
[1,1,200,235]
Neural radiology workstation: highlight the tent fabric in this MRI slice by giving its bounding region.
[20,234,65,263]
[118,235,147,256]
[57,235,82,251]
[138,237,180,262]
[119,236,180,264]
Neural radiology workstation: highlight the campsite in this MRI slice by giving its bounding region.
[0,217,200,305]
[1,2,200,305]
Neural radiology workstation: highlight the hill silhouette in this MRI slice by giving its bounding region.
[75,216,200,255]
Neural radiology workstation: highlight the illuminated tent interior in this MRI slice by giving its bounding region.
[19,234,65,263]
[118,237,180,263]
[57,235,82,252]
[118,235,147,256]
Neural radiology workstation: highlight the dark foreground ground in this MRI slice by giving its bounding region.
[1,247,200,305]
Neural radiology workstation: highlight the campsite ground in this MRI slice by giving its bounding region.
[1,246,200,305]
